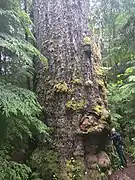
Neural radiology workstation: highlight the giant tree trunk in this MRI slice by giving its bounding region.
[33,0,110,179]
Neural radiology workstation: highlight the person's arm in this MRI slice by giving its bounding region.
[110,133,118,140]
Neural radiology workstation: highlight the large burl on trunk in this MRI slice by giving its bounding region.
[33,0,110,179]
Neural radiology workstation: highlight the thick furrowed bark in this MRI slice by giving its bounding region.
[33,0,110,179]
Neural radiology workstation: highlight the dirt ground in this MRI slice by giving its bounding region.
[108,154,135,180]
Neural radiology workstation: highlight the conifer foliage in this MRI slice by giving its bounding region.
[0,0,48,179]
[90,0,135,156]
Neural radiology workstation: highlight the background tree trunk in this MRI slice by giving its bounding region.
[33,0,110,179]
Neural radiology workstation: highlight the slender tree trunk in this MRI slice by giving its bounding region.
[33,0,110,179]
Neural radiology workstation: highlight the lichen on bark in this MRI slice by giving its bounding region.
[33,0,110,179]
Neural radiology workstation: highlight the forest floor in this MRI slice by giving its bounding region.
[109,154,135,180]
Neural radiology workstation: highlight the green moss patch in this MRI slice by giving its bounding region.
[83,36,92,45]
[53,82,68,93]
[66,99,87,111]
[66,157,84,180]
[71,78,83,85]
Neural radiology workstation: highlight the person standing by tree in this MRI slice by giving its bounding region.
[110,128,127,169]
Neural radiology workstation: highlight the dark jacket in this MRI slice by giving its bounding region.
[110,132,123,146]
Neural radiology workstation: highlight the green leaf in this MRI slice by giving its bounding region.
[128,75,135,82]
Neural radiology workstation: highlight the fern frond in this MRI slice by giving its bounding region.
[0,81,41,117]
[0,152,31,180]
[0,8,20,23]
[120,83,135,98]
[0,33,48,65]
[0,81,49,139]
